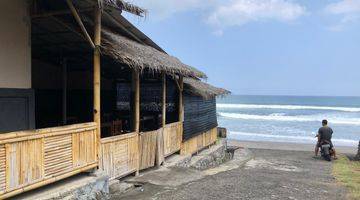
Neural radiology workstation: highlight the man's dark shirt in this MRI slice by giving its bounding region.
[318,126,333,142]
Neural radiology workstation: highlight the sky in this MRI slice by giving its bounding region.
[124,0,360,96]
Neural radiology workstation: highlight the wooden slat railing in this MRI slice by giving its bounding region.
[180,127,217,155]
[0,121,185,197]
[163,122,183,157]
[0,122,98,199]
[99,132,138,180]
[100,121,184,179]
[139,130,158,170]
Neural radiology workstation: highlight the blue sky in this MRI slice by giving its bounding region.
[124,0,360,96]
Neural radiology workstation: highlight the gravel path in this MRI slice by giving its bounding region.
[112,149,347,200]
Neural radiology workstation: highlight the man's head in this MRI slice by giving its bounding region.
[322,119,328,126]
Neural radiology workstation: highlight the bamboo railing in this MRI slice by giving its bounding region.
[0,120,212,197]
[99,132,138,180]
[99,122,183,180]
[0,123,98,199]
[163,122,183,157]
[139,130,158,170]
[180,127,217,155]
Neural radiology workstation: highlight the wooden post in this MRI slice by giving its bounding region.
[93,6,101,160]
[62,58,67,125]
[178,76,184,155]
[132,69,140,176]
[132,70,140,133]
[156,73,166,167]
[162,73,166,127]
[178,76,184,122]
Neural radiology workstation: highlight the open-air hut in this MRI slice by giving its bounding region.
[0,0,228,198]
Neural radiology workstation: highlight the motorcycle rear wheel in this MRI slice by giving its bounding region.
[324,154,331,162]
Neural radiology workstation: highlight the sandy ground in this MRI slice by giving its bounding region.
[112,140,352,200]
[228,139,357,155]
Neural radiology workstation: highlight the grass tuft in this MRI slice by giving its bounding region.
[332,155,360,200]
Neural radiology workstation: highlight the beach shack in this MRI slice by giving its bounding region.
[0,0,228,198]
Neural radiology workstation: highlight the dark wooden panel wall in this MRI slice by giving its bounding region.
[0,88,35,133]
[183,94,217,141]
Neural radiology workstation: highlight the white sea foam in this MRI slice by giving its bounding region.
[217,103,360,112]
[218,112,360,125]
[229,131,358,146]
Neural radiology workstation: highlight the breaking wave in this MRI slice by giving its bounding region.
[218,112,360,126]
[217,104,360,112]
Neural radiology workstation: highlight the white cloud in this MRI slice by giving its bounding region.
[128,0,306,34]
[324,0,360,15]
[324,0,360,31]
[207,0,306,27]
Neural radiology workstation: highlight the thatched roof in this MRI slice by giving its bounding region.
[101,28,207,79]
[101,0,146,16]
[184,78,230,99]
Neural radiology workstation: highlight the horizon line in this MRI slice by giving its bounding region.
[221,94,360,98]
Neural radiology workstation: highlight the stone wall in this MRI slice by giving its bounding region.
[176,139,232,170]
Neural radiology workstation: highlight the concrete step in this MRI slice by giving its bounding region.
[163,153,191,168]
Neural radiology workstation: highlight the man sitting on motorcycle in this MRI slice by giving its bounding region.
[314,119,337,159]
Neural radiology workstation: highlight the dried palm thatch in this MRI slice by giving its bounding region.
[101,28,207,78]
[184,78,230,99]
[101,0,146,16]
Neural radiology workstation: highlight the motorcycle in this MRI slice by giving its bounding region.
[320,141,332,162]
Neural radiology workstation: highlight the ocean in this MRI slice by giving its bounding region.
[217,95,360,147]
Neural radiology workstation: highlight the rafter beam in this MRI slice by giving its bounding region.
[66,0,95,49]
[31,8,93,19]
[175,76,184,91]
[50,16,86,41]
[102,12,144,44]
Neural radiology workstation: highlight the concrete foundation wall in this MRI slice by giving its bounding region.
[0,0,31,89]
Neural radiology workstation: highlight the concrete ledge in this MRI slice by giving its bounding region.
[12,173,109,200]
[111,146,253,198]
[188,139,231,170]
[172,139,231,170]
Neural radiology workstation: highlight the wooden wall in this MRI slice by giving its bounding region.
[99,133,138,180]
[180,127,218,156]
[183,95,217,140]
[0,123,98,199]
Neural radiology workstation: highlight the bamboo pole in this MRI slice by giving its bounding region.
[155,73,166,167]
[178,76,184,122]
[93,6,101,161]
[133,70,140,133]
[66,0,95,49]
[162,73,166,127]
[132,69,140,176]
